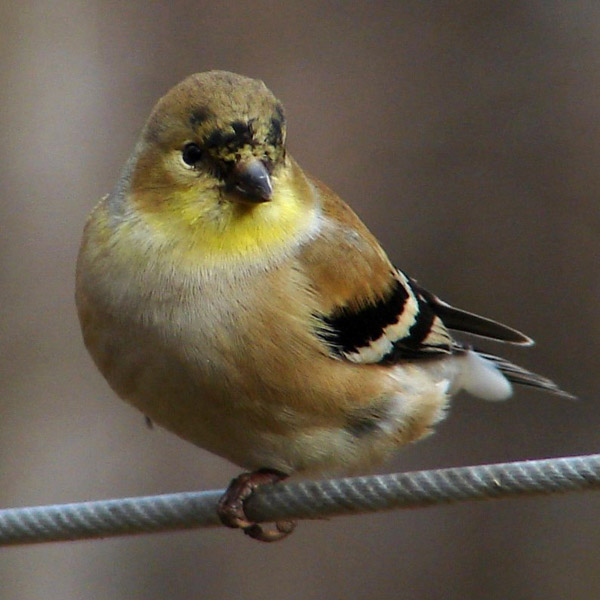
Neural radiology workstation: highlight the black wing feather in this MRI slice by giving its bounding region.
[318,269,534,365]
[412,281,534,346]
[318,272,452,363]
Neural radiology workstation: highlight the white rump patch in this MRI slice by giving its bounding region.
[456,351,513,401]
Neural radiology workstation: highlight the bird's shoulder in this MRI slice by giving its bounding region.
[298,176,395,314]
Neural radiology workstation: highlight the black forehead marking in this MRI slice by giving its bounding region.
[205,121,255,150]
[265,104,285,148]
[231,120,250,136]
[189,107,211,128]
[266,117,283,147]
[205,128,236,149]
[231,120,255,144]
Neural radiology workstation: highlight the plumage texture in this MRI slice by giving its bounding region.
[76,71,572,478]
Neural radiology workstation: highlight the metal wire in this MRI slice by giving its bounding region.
[1,453,598,546]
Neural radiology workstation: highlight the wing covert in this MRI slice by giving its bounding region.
[318,270,453,364]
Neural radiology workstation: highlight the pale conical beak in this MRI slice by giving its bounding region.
[228,159,273,202]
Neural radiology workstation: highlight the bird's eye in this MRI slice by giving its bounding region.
[182,143,204,166]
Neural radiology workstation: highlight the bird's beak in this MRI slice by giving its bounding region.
[228,158,273,202]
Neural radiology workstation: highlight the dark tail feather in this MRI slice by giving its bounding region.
[479,352,576,399]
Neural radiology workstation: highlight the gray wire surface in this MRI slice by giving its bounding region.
[1,454,598,546]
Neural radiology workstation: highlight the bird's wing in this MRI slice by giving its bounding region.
[318,269,454,363]
[411,281,533,345]
[319,267,533,365]
[302,178,532,365]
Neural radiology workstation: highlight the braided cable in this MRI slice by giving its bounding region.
[0,453,598,546]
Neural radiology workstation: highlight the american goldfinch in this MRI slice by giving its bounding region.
[76,71,571,541]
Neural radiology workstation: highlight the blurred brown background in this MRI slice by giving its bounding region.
[1,2,599,599]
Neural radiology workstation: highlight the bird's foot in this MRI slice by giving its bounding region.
[217,468,297,542]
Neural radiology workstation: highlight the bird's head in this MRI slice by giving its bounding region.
[135,71,286,202]
[120,71,316,265]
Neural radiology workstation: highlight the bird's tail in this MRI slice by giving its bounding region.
[449,349,574,401]
[475,351,575,400]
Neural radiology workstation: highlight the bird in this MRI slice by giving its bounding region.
[76,71,572,542]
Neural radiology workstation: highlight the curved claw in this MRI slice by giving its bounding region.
[217,468,296,543]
